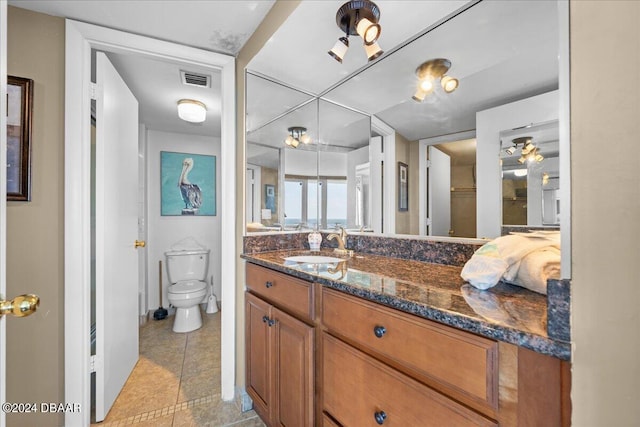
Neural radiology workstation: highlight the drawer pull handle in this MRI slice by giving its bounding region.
[265,281,273,288]
[373,325,387,338]
[374,410,387,425]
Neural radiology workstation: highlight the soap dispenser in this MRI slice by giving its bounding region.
[308,229,322,252]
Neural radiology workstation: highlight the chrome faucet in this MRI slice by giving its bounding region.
[327,227,350,256]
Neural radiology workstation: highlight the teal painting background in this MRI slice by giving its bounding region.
[161,151,216,216]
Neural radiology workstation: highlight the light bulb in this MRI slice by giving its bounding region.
[356,18,381,45]
[364,41,383,62]
[412,88,427,102]
[420,79,434,92]
[300,134,311,144]
[441,75,459,93]
[285,135,295,146]
[328,37,349,63]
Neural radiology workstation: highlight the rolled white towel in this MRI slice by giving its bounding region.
[505,247,561,294]
[461,232,560,290]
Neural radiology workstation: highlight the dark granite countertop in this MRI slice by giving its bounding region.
[241,249,570,361]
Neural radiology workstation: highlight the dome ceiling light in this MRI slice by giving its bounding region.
[177,99,207,123]
[412,58,459,102]
[284,126,311,149]
[328,0,383,63]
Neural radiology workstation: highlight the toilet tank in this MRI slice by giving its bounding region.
[165,249,210,283]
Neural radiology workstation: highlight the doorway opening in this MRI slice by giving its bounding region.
[65,20,236,426]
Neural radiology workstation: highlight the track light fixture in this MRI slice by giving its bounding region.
[412,58,459,102]
[284,127,311,149]
[328,0,383,63]
[509,136,544,164]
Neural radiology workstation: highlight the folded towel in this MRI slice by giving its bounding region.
[504,247,561,294]
[461,231,560,291]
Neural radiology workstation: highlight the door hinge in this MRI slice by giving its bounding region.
[425,160,432,168]
[426,218,432,226]
[90,83,98,100]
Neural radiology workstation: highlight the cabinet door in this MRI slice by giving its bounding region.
[246,292,273,424]
[273,307,315,427]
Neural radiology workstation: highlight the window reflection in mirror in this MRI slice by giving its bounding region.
[317,99,371,231]
[245,72,318,232]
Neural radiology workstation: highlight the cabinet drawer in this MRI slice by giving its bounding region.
[323,333,497,427]
[246,263,313,321]
[322,288,498,409]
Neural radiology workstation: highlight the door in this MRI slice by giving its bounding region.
[94,52,140,422]
[428,146,451,236]
[273,306,314,427]
[246,292,272,423]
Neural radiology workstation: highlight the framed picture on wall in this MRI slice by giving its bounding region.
[160,151,216,216]
[398,162,408,211]
[265,184,275,213]
[7,75,34,201]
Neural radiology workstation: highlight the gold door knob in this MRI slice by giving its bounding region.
[0,294,40,318]
[134,240,146,248]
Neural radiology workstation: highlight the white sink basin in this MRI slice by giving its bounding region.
[284,255,344,264]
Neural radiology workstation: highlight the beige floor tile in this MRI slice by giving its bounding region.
[172,399,258,427]
[222,416,267,427]
[99,310,256,427]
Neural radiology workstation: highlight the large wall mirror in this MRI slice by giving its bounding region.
[245,0,568,245]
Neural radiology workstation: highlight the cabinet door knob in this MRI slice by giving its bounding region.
[373,325,387,338]
[262,315,269,323]
[374,410,387,425]
[267,319,276,327]
[265,281,273,288]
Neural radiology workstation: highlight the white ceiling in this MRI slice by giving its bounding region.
[9,0,275,137]
[8,0,275,55]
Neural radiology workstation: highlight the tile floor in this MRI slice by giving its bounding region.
[93,309,265,427]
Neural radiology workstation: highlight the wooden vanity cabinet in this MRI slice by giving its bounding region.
[245,264,315,427]
[245,263,570,427]
[321,288,570,427]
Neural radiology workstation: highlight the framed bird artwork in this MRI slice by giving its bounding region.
[160,151,216,216]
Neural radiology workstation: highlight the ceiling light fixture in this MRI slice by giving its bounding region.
[328,0,383,63]
[284,127,311,149]
[509,136,545,164]
[177,99,207,123]
[412,58,459,102]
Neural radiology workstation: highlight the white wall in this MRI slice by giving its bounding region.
[284,148,317,176]
[476,90,559,238]
[146,129,222,311]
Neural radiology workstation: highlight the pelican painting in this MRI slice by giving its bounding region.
[179,157,202,214]
[160,151,216,216]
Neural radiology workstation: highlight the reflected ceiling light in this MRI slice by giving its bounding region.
[177,99,207,123]
[542,173,549,185]
[510,136,544,164]
[284,127,311,149]
[328,0,383,63]
[412,58,459,102]
[513,169,528,177]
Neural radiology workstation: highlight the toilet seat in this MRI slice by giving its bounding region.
[169,280,207,294]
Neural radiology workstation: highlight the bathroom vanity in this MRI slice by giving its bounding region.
[242,249,571,427]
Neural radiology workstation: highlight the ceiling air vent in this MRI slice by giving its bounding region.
[180,70,211,88]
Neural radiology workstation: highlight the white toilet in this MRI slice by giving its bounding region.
[165,247,210,333]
